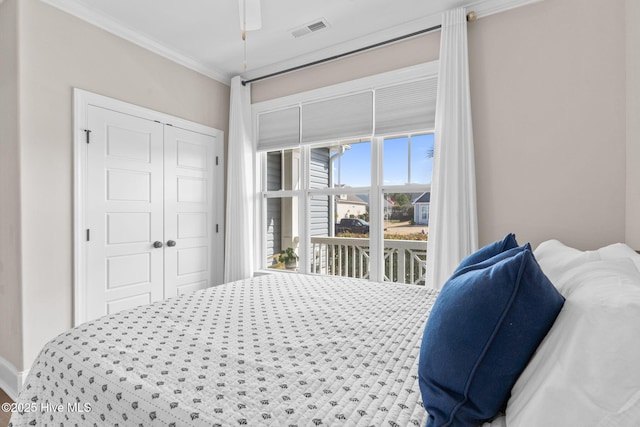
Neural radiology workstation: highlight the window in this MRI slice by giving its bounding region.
[254,62,438,284]
[264,149,301,269]
[382,134,433,284]
[262,134,433,285]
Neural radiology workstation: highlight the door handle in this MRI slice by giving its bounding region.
[153,241,163,248]
[167,240,177,247]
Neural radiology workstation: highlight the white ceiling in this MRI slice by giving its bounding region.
[40,0,539,83]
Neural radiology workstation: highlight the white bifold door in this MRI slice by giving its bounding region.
[83,104,223,322]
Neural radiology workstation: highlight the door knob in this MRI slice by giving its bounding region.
[153,241,163,248]
[167,240,177,247]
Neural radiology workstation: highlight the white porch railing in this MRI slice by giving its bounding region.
[310,236,427,285]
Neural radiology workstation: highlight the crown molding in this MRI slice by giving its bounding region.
[38,0,542,86]
[241,0,542,82]
[468,0,543,17]
[39,0,232,84]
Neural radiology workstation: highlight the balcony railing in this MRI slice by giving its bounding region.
[310,236,427,285]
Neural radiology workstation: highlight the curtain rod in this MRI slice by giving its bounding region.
[240,11,477,86]
[240,24,442,86]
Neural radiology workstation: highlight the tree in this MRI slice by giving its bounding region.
[390,193,410,206]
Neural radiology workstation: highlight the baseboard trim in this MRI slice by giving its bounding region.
[0,356,28,401]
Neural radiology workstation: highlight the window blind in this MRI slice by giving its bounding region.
[255,74,437,151]
[257,106,300,151]
[301,91,373,144]
[375,77,437,136]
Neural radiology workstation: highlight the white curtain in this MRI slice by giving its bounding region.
[426,7,479,289]
[224,76,255,282]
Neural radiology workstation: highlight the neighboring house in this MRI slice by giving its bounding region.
[413,192,431,225]
[336,194,368,219]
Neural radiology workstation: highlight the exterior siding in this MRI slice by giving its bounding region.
[266,152,282,260]
[309,148,330,271]
[309,147,330,237]
[265,148,330,268]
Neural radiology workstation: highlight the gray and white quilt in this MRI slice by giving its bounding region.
[9,274,437,426]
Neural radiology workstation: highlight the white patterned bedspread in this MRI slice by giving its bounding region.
[10,274,438,427]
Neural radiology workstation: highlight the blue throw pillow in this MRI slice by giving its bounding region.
[418,248,565,427]
[454,233,519,273]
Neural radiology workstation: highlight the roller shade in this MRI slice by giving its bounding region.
[375,77,438,136]
[257,106,300,151]
[301,91,373,144]
[256,74,438,151]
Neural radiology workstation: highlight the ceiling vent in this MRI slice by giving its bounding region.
[291,19,329,38]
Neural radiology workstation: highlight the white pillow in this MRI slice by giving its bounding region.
[505,259,640,427]
[598,243,640,272]
[533,239,600,286]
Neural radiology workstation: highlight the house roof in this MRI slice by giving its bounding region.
[337,194,368,205]
[412,192,431,204]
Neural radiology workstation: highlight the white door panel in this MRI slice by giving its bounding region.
[164,126,217,298]
[86,106,165,319]
[106,212,150,244]
[79,92,223,324]
[177,212,208,239]
[106,169,152,201]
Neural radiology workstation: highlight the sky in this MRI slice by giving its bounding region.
[335,134,434,188]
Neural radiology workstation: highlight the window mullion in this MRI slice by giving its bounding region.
[280,150,285,190]
[259,152,266,270]
[299,145,310,274]
[407,135,412,184]
[370,136,384,282]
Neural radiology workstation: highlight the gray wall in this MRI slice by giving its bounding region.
[469,0,626,250]
[627,0,640,249]
[0,0,23,370]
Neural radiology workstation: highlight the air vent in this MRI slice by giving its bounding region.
[307,21,327,32]
[291,18,329,38]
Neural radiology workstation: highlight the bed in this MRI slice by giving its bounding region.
[9,274,437,426]
[9,238,640,426]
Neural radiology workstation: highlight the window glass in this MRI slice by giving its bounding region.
[310,194,370,279]
[266,151,282,191]
[331,141,371,188]
[309,146,331,190]
[266,149,300,191]
[383,137,409,185]
[409,134,434,185]
[265,196,299,270]
[262,134,430,285]
[383,134,434,185]
[383,192,427,285]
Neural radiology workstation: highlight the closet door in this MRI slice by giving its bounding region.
[163,126,218,297]
[86,106,165,318]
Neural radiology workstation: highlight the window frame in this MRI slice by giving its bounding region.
[259,133,432,281]
[253,61,438,281]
